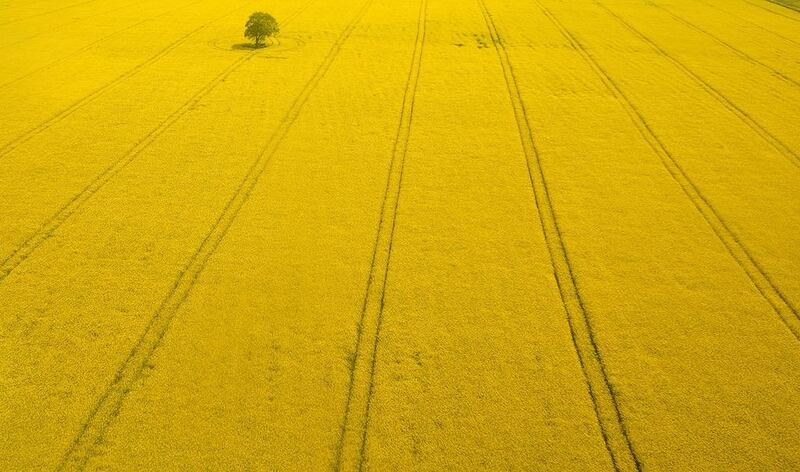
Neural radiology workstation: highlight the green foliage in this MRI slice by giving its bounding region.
[244,12,279,47]
[766,0,800,12]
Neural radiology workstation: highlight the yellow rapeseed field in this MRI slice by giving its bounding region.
[1,0,799,470]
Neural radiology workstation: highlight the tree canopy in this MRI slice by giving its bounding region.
[244,12,279,47]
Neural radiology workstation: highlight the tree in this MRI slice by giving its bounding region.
[244,12,279,47]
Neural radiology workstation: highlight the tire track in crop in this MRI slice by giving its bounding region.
[333,1,426,471]
[0,0,53,9]
[766,0,800,13]
[56,1,373,469]
[596,2,800,169]
[481,1,642,471]
[0,0,56,9]
[0,0,146,49]
[0,0,314,285]
[697,0,800,48]
[0,3,248,159]
[745,0,800,20]
[536,1,800,342]
[0,0,102,27]
[0,57,249,283]
[648,0,800,88]
[0,0,205,90]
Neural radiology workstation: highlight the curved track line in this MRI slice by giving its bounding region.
[0,0,54,11]
[1,0,57,7]
[765,0,800,13]
[0,0,313,286]
[485,1,642,470]
[696,0,800,47]
[0,0,58,9]
[333,1,426,471]
[0,0,206,90]
[0,0,102,27]
[56,1,373,469]
[744,0,800,20]
[648,1,800,88]
[0,55,250,284]
[596,2,800,169]
[0,4,248,159]
[540,1,800,341]
[0,0,146,49]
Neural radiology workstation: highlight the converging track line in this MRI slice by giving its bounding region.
[0,3,250,159]
[56,0,374,469]
[648,0,800,88]
[479,1,642,471]
[0,0,314,285]
[596,2,800,169]
[765,0,800,13]
[536,1,800,342]
[696,0,800,47]
[0,55,250,284]
[0,0,207,89]
[0,0,146,49]
[0,0,102,27]
[333,1,426,470]
[744,0,800,20]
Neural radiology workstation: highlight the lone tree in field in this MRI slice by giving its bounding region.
[245,12,279,47]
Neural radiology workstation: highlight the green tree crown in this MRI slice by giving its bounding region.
[245,12,279,47]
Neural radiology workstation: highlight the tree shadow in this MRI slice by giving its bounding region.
[231,42,269,50]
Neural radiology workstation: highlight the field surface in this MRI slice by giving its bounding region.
[1,0,800,470]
